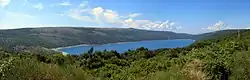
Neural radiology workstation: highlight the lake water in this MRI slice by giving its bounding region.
[58,39,195,54]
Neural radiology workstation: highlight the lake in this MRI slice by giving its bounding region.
[58,39,195,54]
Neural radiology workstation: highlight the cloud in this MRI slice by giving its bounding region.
[103,10,120,23]
[91,7,105,23]
[0,0,11,8]
[67,2,180,31]
[128,13,141,18]
[0,1,180,31]
[122,19,181,31]
[123,18,137,28]
[68,9,94,22]
[204,21,227,31]
[90,7,121,24]
[59,1,71,6]
[33,3,43,10]
[202,22,250,31]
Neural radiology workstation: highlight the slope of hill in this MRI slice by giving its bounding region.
[1,29,250,80]
[193,29,248,40]
[0,27,248,52]
[0,27,193,49]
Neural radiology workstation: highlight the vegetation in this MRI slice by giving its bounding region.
[0,27,192,51]
[1,29,250,80]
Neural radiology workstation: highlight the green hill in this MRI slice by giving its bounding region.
[0,27,192,50]
[0,27,246,53]
[1,29,250,80]
[193,29,248,40]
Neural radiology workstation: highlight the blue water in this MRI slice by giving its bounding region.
[58,39,195,54]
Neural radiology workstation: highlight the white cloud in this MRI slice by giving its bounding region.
[91,8,121,24]
[103,10,120,23]
[59,1,71,6]
[92,7,104,15]
[0,0,10,8]
[68,6,122,24]
[91,7,104,23]
[205,21,227,31]
[124,18,134,23]
[202,22,250,31]
[128,13,141,18]
[33,3,43,10]
[67,2,180,31]
[0,0,181,31]
[123,18,137,28]
[68,9,94,22]
[122,20,180,31]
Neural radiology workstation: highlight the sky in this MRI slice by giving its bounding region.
[0,0,250,34]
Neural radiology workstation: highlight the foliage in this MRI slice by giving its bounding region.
[0,29,250,80]
[0,27,193,51]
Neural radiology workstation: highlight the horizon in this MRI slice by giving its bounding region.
[0,26,247,35]
[0,0,250,34]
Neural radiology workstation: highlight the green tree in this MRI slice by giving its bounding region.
[88,47,94,54]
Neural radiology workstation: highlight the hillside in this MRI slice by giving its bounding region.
[0,29,250,80]
[193,29,248,40]
[0,27,247,53]
[0,27,193,49]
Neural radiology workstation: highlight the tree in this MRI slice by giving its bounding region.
[111,50,121,59]
[88,47,94,54]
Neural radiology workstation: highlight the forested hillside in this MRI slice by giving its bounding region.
[1,29,250,80]
[0,27,242,52]
[0,27,192,50]
[193,29,247,40]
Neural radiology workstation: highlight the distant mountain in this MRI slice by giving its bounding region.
[0,27,193,50]
[193,29,248,40]
[0,27,248,52]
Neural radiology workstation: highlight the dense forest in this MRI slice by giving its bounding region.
[1,29,250,80]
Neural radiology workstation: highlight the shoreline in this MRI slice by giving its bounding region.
[51,39,195,51]
[52,44,90,50]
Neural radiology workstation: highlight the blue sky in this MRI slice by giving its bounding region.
[0,0,249,34]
